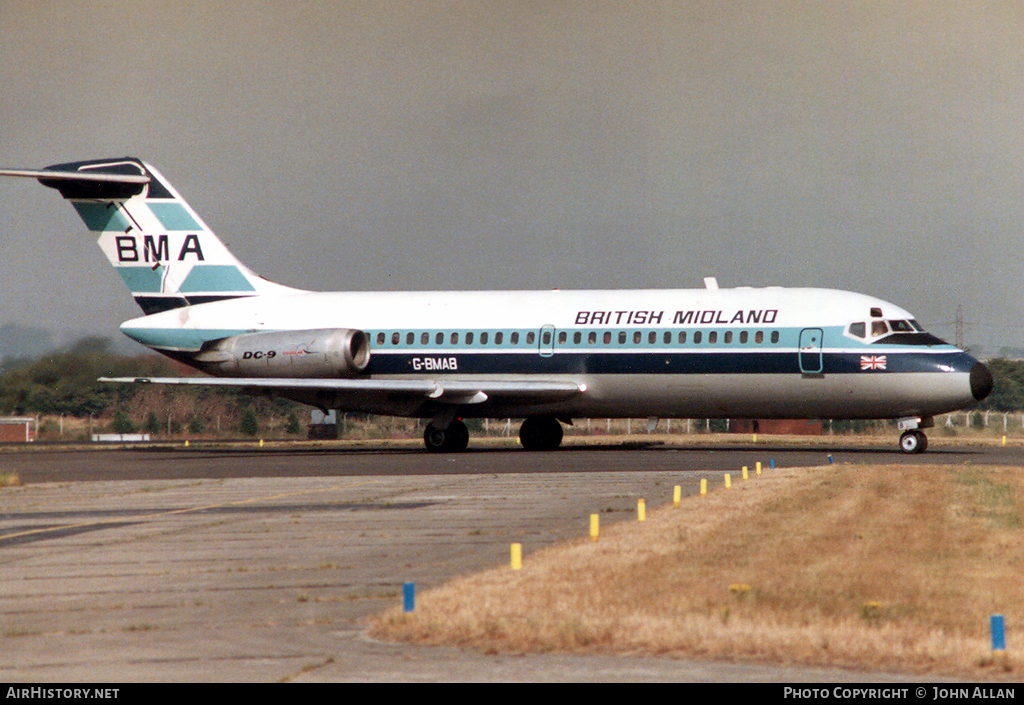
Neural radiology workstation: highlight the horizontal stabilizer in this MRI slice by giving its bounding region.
[0,168,150,184]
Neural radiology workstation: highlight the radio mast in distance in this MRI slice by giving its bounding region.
[956,304,964,349]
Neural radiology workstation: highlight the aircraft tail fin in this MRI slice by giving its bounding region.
[0,157,301,315]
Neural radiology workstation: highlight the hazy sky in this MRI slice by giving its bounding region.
[1,1,1022,351]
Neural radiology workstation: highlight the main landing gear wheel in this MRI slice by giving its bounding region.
[519,416,564,451]
[899,430,928,454]
[423,419,469,453]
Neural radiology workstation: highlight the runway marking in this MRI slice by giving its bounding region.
[0,479,386,545]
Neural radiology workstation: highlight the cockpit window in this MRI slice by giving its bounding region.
[868,317,948,347]
[853,319,935,342]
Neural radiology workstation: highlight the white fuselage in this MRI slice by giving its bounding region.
[119,285,985,421]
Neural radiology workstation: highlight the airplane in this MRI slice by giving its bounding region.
[0,157,992,454]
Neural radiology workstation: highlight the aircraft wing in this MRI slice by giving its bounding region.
[98,376,585,406]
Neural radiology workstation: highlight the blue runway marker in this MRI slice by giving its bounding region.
[769,459,775,469]
[403,582,415,613]
[992,614,1006,651]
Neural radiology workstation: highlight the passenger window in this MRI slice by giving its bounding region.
[391,332,400,345]
[376,332,385,345]
[541,331,551,345]
[589,331,597,344]
[558,331,567,344]
[849,322,866,338]
[603,332,611,344]
[421,332,429,345]
[770,331,779,344]
[451,332,459,345]
[663,332,671,344]
[481,332,489,345]
[511,332,519,345]
[436,332,444,345]
[755,331,764,344]
[724,331,733,344]
[694,331,702,344]
[708,331,718,344]
[527,332,536,345]
[740,331,748,344]
[633,331,642,344]
[678,331,687,344]
[466,332,474,345]
[871,321,889,337]
[618,331,627,344]
[574,332,582,344]
[649,331,658,344]
[406,332,414,345]
[495,332,503,344]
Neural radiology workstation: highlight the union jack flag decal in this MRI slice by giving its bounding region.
[860,355,887,371]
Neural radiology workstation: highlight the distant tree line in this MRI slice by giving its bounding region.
[0,337,304,437]
[0,337,168,416]
[975,358,1024,412]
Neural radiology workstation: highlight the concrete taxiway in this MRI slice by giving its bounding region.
[1,441,1013,682]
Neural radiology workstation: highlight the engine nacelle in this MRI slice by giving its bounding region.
[197,328,370,378]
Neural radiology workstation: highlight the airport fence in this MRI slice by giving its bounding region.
[13,409,1022,444]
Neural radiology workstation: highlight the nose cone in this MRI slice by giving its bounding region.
[971,362,994,402]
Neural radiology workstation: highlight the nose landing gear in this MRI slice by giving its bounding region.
[899,430,928,454]
[897,416,933,454]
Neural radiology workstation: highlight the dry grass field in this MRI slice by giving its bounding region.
[371,462,1023,679]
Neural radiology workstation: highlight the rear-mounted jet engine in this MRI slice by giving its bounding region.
[195,328,370,378]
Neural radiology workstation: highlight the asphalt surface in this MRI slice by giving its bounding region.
[3,436,1015,484]
[1,438,1017,682]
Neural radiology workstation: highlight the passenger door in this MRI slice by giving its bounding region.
[799,328,824,374]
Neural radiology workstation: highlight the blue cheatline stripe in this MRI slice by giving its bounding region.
[73,202,132,232]
[179,265,256,293]
[365,350,976,376]
[117,266,165,293]
[366,327,957,353]
[147,202,201,231]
